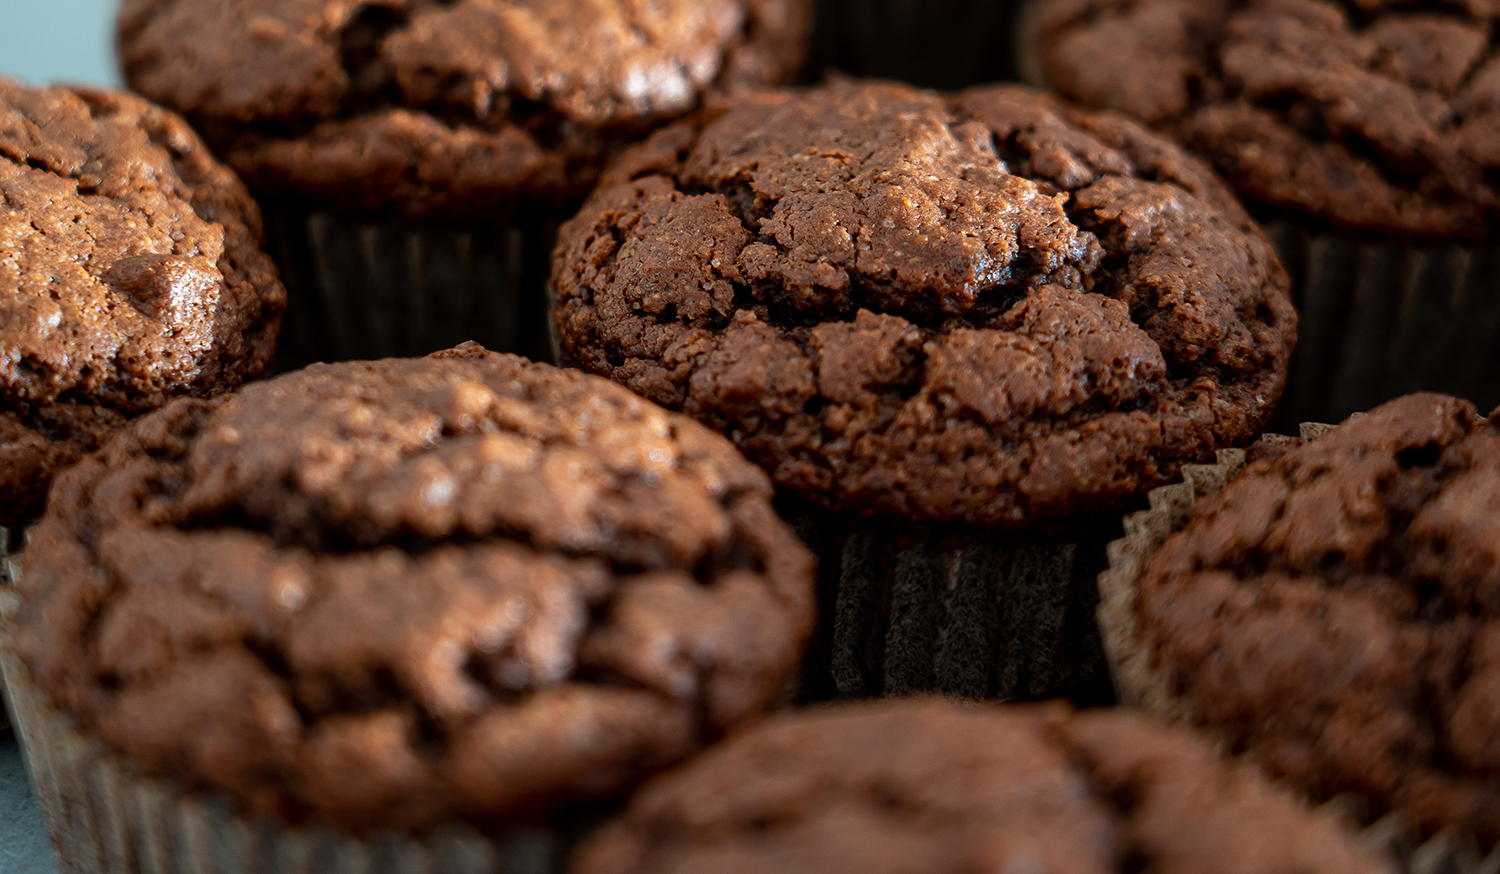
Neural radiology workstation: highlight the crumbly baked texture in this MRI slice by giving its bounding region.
[572,699,1391,874]
[0,80,285,525]
[1137,392,1500,841]
[554,79,1295,527]
[12,343,815,833]
[117,0,813,217]
[1034,0,1500,239]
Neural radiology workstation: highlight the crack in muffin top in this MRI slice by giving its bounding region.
[0,80,285,524]
[12,343,816,834]
[571,699,1392,874]
[553,79,1295,527]
[117,0,813,216]
[1034,0,1500,238]
[1137,392,1500,842]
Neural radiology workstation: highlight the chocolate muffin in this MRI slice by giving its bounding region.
[573,699,1392,874]
[0,79,285,529]
[5,343,815,871]
[116,0,814,370]
[1115,392,1500,843]
[553,78,1294,702]
[1029,0,1500,426]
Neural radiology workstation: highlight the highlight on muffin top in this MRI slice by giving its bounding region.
[0,79,285,525]
[572,699,1392,874]
[553,78,1295,527]
[12,344,816,833]
[116,0,814,216]
[1136,392,1500,842]
[1032,0,1500,239]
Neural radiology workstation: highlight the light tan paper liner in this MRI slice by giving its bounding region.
[1,525,22,730]
[0,619,564,874]
[1099,422,1500,874]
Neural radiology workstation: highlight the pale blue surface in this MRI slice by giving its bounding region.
[0,732,56,874]
[0,0,120,88]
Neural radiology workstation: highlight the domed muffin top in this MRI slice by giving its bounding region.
[117,0,813,216]
[574,699,1392,874]
[0,80,284,524]
[1034,0,1500,239]
[554,79,1295,527]
[1138,392,1500,841]
[13,344,815,833]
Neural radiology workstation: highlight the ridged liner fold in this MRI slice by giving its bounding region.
[261,208,558,373]
[1099,423,1500,874]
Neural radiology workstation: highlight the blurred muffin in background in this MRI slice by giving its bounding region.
[117,0,813,369]
[0,78,284,529]
[1028,0,1500,427]
[574,698,1394,874]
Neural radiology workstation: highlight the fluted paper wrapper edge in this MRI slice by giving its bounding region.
[0,649,560,874]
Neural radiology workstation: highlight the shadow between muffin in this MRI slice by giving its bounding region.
[780,492,1125,707]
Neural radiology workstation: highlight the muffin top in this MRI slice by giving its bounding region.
[554,79,1295,527]
[1137,392,1500,841]
[0,80,285,526]
[573,699,1392,874]
[12,344,815,833]
[117,0,813,217]
[1033,0,1500,239]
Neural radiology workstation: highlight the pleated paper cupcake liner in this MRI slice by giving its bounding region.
[810,0,1024,88]
[785,501,1117,706]
[1266,221,1500,432]
[1098,422,1500,873]
[262,206,559,374]
[0,645,572,874]
[1,525,22,731]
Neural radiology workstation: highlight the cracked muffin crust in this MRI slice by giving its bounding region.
[554,79,1295,527]
[1136,393,1500,841]
[1033,0,1500,239]
[11,343,815,834]
[117,0,814,217]
[572,699,1392,874]
[0,80,285,526]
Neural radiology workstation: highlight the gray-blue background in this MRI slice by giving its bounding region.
[1,0,120,87]
[0,0,110,866]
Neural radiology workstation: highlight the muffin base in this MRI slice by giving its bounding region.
[1267,221,1500,431]
[262,206,559,373]
[1097,424,1500,869]
[785,499,1117,705]
[0,650,569,874]
[809,0,1024,88]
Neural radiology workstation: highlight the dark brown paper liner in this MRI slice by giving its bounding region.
[1100,423,1500,873]
[809,0,1025,88]
[1266,221,1500,431]
[0,645,567,874]
[262,206,559,374]
[786,501,1117,705]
